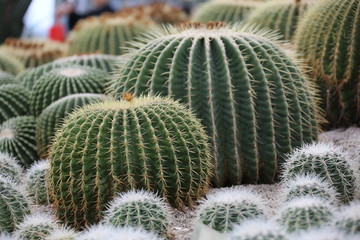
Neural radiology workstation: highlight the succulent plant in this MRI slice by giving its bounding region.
[0,232,17,240]
[44,227,77,240]
[197,188,267,233]
[102,190,171,237]
[0,51,23,75]
[0,175,31,233]
[277,196,334,233]
[0,116,38,167]
[25,160,51,205]
[288,227,352,240]
[109,22,320,186]
[0,84,30,124]
[36,93,107,158]
[0,152,23,182]
[282,142,357,203]
[0,71,17,86]
[30,65,107,116]
[334,201,360,234]
[49,95,212,229]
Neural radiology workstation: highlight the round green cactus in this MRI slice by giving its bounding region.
[49,95,212,229]
[25,160,51,205]
[0,51,24,75]
[30,65,107,116]
[334,201,360,234]
[0,116,38,167]
[0,175,31,233]
[0,71,17,86]
[0,152,23,182]
[282,142,357,203]
[36,93,107,158]
[277,196,334,233]
[295,0,360,126]
[109,23,319,186]
[102,190,171,237]
[197,188,267,233]
[0,84,30,124]
[45,227,77,240]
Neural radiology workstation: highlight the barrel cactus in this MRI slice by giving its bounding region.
[334,201,360,234]
[25,160,51,205]
[197,188,267,233]
[0,175,31,233]
[0,51,23,75]
[45,227,77,240]
[36,93,107,158]
[0,152,23,182]
[0,84,30,124]
[0,116,38,167]
[282,142,357,203]
[109,22,319,186]
[49,95,212,229]
[102,190,171,237]
[30,65,107,116]
[0,71,17,86]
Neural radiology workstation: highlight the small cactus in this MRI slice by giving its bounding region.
[0,71,17,86]
[282,142,357,203]
[197,188,267,233]
[334,201,360,234]
[0,152,23,182]
[102,190,171,237]
[45,227,77,240]
[0,51,23,75]
[25,160,51,205]
[277,196,334,233]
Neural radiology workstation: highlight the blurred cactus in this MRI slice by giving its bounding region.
[334,201,360,234]
[25,160,51,205]
[289,227,352,240]
[45,227,77,240]
[0,152,23,182]
[0,71,17,86]
[0,51,24,75]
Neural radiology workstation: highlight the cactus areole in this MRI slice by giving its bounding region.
[109,23,319,186]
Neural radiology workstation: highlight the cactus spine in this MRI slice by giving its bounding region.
[25,160,51,205]
[0,152,23,182]
[45,227,77,240]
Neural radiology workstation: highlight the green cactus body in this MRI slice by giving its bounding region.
[30,65,107,116]
[0,84,30,124]
[295,0,360,126]
[103,190,171,237]
[197,188,267,233]
[0,71,17,86]
[0,116,38,167]
[334,201,360,234]
[109,23,319,186]
[25,160,51,205]
[0,175,31,233]
[0,51,23,75]
[0,152,23,182]
[49,96,212,229]
[36,93,107,158]
[282,142,356,203]
[247,0,311,41]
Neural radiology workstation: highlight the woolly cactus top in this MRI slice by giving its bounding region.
[279,196,333,211]
[0,174,27,196]
[45,227,77,240]
[289,228,351,240]
[228,219,286,238]
[106,189,169,207]
[25,160,50,178]
[15,213,58,229]
[0,152,23,181]
[336,201,360,220]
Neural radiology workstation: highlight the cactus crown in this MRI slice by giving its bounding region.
[45,227,77,240]
[0,152,23,182]
[25,160,51,205]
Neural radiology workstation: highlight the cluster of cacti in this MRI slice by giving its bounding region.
[49,95,212,229]
[0,50,23,75]
[36,93,107,158]
[295,0,360,126]
[282,142,357,203]
[0,152,23,182]
[25,160,51,205]
[0,71,17,86]
[109,22,319,186]
[334,201,360,234]
[30,65,107,116]
[0,116,38,167]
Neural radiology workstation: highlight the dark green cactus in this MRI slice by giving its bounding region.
[0,70,17,86]
[0,51,23,75]
[25,160,51,205]
[49,95,212,229]
[0,116,38,167]
[109,23,319,186]
[36,93,107,158]
[0,152,23,182]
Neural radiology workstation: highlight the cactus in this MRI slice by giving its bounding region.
[192,0,264,24]
[0,51,23,75]
[295,0,360,126]
[0,116,38,167]
[102,190,171,237]
[25,160,51,205]
[14,213,61,240]
[197,188,267,233]
[0,84,30,124]
[0,175,31,233]
[36,93,107,158]
[0,152,23,182]
[281,174,338,203]
[247,0,312,41]
[0,232,17,240]
[109,22,319,186]
[334,201,360,234]
[289,228,352,240]
[277,196,333,233]
[228,219,287,240]
[45,227,77,240]
[282,142,357,203]
[30,65,107,116]
[0,71,17,86]
[49,95,212,229]
[67,14,153,56]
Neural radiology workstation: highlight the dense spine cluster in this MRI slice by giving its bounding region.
[334,201,360,234]
[25,160,51,205]
[0,152,23,182]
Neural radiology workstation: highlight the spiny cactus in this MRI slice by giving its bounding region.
[295,0,360,126]
[36,93,107,158]
[0,232,17,240]
[277,196,334,233]
[0,175,31,233]
[0,116,38,167]
[247,0,312,41]
[197,188,267,233]
[109,22,319,186]
[0,51,23,75]
[282,142,357,203]
[289,228,352,240]
[228,219,287,240]
[0,71,17,86]
[49,95,212,229]
[102,190,171,237]
[14,213,61,240]
[0,84,30,124]
[334,201,360,234]
[0,152,23,182]
[25,160,51,205]
[45,227,77,240]
[30,65,107,116]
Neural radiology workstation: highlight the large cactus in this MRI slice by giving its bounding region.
[295,0,360,126]
[109,23,319,186]
[49,95,212,229]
